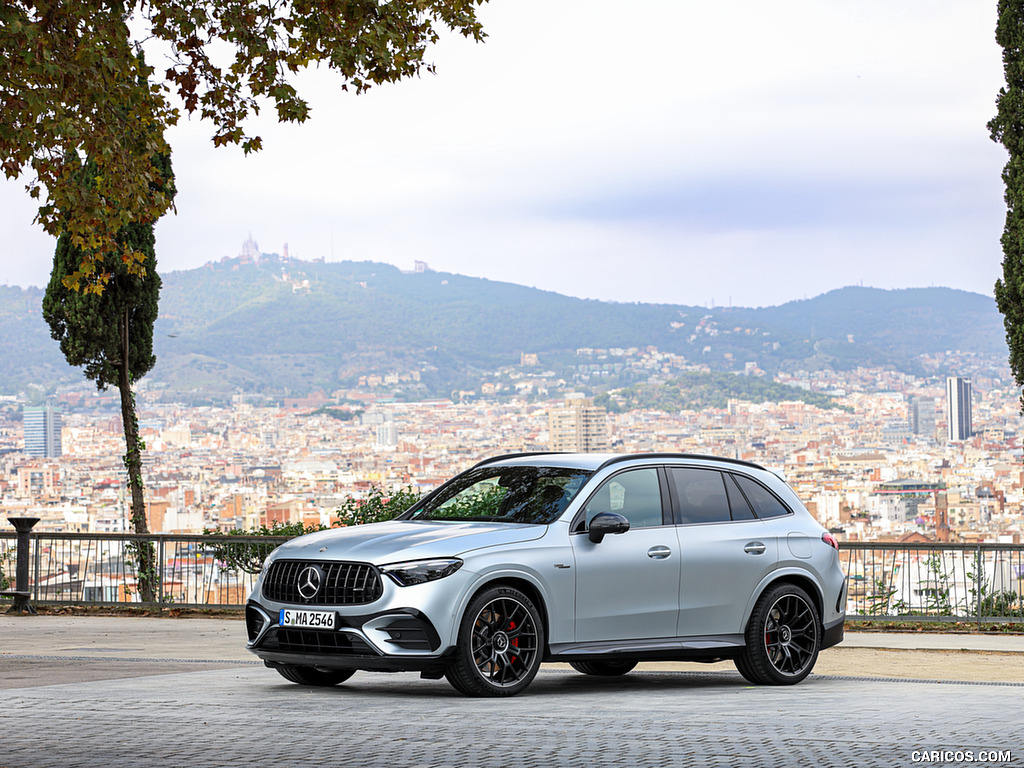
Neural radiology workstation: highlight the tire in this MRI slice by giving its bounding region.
[276,665,355,687]
[569,659,638,677]
[733,652,759,684]
[445,585,544,697]
[735,583,821,685]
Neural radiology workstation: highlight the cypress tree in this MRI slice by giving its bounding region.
[42,153,175,602]
[991,0,1024,409]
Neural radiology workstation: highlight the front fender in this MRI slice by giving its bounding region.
[445,559,571,650]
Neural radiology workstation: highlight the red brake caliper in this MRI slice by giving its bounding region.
[508,620,518,657]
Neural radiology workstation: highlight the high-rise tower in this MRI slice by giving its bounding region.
[23,405,62,458]
[946,377,972,442]
[548,396,609,452]
[907,395,936,440]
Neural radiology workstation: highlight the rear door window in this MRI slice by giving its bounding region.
[669,468,732,524]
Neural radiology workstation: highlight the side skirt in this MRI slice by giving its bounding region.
[546,634,745,663]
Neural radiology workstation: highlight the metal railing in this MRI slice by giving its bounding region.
[2,533,1023,623]
[841,542,1023,625]
[0,531,288,609]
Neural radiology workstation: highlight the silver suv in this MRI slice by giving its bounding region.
[246,452,846,696]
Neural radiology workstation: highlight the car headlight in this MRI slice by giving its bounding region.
[379,558,463,587]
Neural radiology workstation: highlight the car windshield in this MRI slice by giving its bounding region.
[403,466,593,524]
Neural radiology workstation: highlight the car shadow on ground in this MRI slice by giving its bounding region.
[254,667,833,699]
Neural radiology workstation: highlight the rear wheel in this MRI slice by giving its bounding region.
[445,585,544,697]
[569,659,638,676]
[276,665,355,687]
[735,583,820,685]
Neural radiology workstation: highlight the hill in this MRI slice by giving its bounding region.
[0,256,1009,402]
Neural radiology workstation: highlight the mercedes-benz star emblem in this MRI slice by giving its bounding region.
[297,565,323,600]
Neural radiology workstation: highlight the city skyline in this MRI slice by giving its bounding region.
[0,1,1009,308]
[2,365,1019,543]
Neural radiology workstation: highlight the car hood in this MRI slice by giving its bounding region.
[269,520,548,564]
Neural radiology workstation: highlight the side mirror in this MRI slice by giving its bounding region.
[588,512,630,544]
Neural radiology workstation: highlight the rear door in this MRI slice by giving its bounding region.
[669,467,779,636]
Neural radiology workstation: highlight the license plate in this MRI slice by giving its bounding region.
[279,608,336,630]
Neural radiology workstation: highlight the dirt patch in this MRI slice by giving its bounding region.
[623,646,1024,683]
[814,646,1024,683]
[15,604,245,619]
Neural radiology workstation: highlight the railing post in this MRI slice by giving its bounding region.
[33,532,41,603]
[3,517,40,614]
[977,545,984,631]
[158,536,165,610]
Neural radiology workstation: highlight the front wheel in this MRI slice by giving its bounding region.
[445,585,544,697]
[276,665,355,687]
[735,583,821,685]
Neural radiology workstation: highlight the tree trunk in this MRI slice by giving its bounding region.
[119,310,157,603]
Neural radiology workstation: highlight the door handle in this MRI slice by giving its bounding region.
[647,546,672,559]
[743,541,766,555]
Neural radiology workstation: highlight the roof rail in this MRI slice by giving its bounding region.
[469,451,564,470]
[595,453,767,473]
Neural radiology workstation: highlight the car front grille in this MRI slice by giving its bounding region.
[262,560,383,605]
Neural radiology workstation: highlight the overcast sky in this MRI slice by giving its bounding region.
[0,0,1010,308]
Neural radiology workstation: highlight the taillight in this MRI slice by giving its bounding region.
[821,532,839,550]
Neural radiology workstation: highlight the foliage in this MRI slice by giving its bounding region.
[41,153,175,603]
[0,548,12,594]
[0,0,488,292]
[977,590,1021,617]
[41,153,172,388]
[307,406,361,421]
[1,266,1011,397]
[991,0,1024,410]
[920,552,954,616]
[432,483,506,519]
[860,577,908,617]
[595,371,851,414]
[205,521,325,575]
[124,539,160,603]
[148,261,1002,397]
[208,486,421,574]
[968,549,1021,617]
[335,486,421,526]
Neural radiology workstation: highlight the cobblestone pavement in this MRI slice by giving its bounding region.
[1,663,1022,768]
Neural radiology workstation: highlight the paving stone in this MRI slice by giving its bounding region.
[0,667,1022,767]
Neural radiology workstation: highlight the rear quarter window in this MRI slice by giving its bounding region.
[732,474,791,519]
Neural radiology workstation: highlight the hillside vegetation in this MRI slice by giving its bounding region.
[596,372,853,413]
[0,256,1008,400]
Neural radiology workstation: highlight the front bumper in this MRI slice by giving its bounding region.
[246,601,450,674]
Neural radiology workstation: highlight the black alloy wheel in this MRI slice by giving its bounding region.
[445,585,544,697]
[569,659,638,676]
[735,583,820,685]
[276,665,355,686]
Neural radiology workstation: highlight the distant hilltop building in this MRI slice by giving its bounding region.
[402,261,432,275]
[240,233,260,261]
[946,376,973,442]
[23,405,62,458]
[548,395,608,452]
